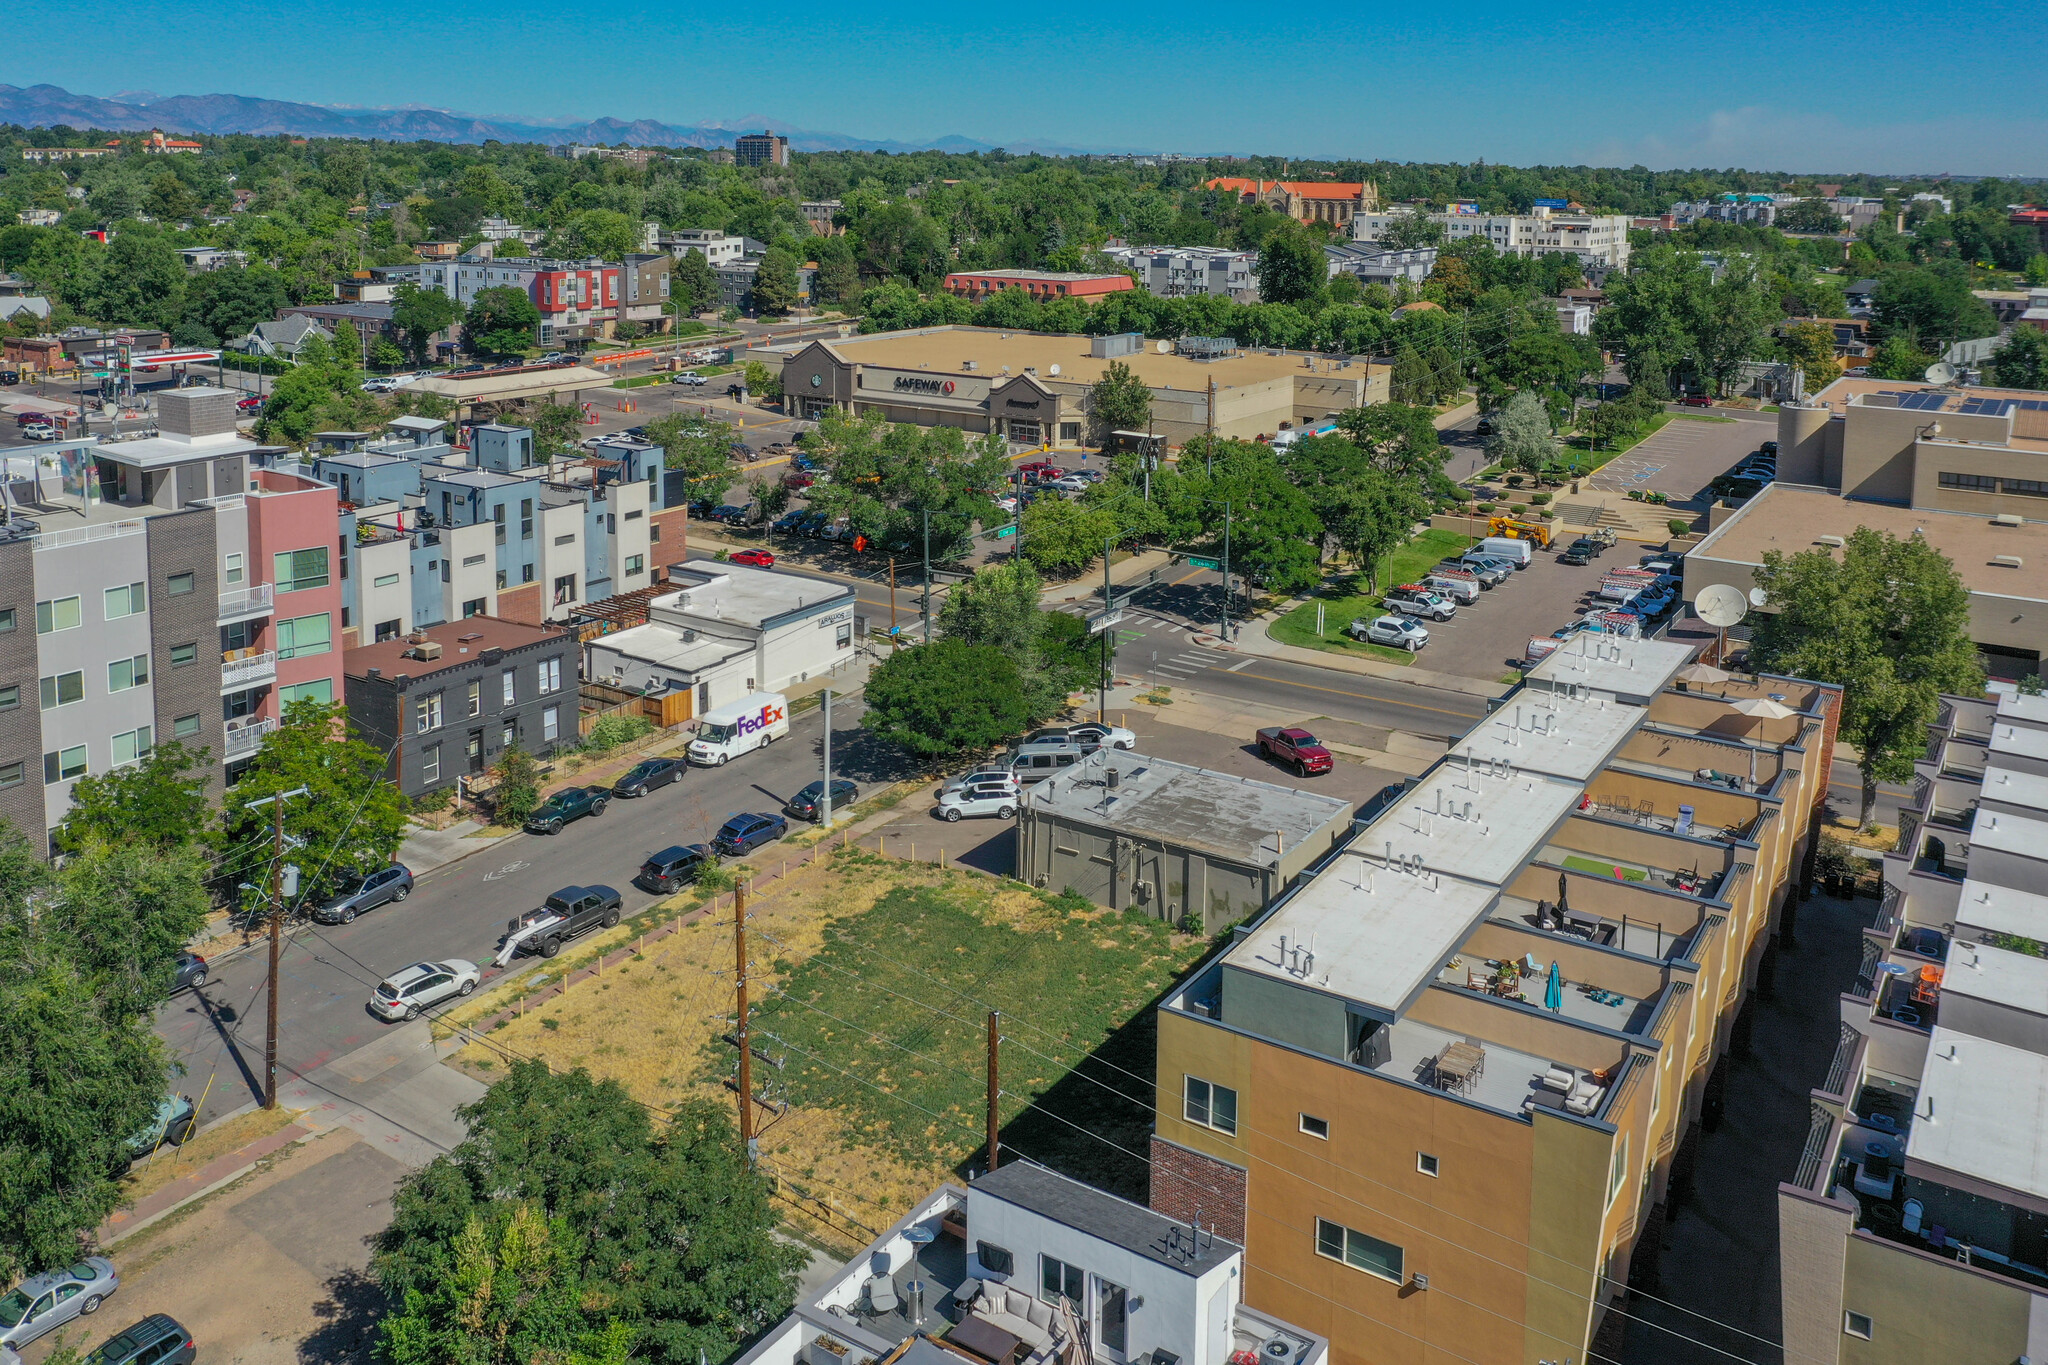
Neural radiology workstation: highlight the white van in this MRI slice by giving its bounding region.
[1423,569,1480,604]
[1478,536,1535,569]
[686,691,790,766]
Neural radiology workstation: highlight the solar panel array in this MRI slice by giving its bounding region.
[1878,390,1950,411]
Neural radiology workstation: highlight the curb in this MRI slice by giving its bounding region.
[100,1120,314,1247]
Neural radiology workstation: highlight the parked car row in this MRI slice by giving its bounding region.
[1344,544,1531,652]
[1709,440,1777,501]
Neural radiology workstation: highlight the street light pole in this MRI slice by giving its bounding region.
[820,688,834,828]
[243,784,310,1111]
[1100,536,1114,723]
[1219,501,1233,643]
[920,509,931,641]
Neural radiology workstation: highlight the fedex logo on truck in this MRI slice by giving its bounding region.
[737,702,785,734]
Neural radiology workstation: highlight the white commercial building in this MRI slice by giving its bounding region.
[658,229,749,266]
[1352,205,1632,269]
[581,559,856,716]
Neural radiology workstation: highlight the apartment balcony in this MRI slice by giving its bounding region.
[217,583,273,624]
[223,716,277,760]
[220,649,276,693]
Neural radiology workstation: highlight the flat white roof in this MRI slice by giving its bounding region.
[1523,633,1695,703]
[1224,850,1498,1019]
[1991,723,2048,766]
[1955,880,2048,941]
[1449,691,1645,784]
[1997,692,2048,730]
[587,621,749,677]
[1369,765,1585,887]
[1943,939,2048,1018]
[98,431,259,468]
[1907,1026,2048,1204]
[1970,808,2048,863]
[1981,766,2048,816]
[653,559,853,629]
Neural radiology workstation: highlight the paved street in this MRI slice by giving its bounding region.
[156,688,888,1129]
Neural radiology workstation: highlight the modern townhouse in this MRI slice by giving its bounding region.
[1350,205,1633,269]
[0,388,343,854]
[1147,637,1837,1365]
[386,256,625,344]
[1779,687,2048,1364]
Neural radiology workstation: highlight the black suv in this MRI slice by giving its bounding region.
[635,844,710,894]
[612,757,684,798]
[512,885,623,959]
[713,812,788,856]
[84,1315,195,1365]
[524,786,610,835]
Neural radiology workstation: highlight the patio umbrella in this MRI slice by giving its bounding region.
[1545,961,1563,1013]
[1675,661,1732,687]
[1557,871,1570,917]
[1729,696,1796,720]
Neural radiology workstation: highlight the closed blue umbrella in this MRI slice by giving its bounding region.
[1545,961,1563,1013]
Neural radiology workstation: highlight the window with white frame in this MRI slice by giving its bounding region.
[1843,1311,1872,1340]
[224,552,244,585]
[416,693,443,733]
[36,596,82,634]
[538,657,561,693]
[40,671,84,709]
[1607,1135,1629,1206]
[111,726,153,766]
[421,743,441,783]
[104,582,146,619]
[1316,1219,1403,1283]
[502,668,516,706]
[173,714,201,738]
[1417,1152,1440,1177]
[1299,1114,1329,1140]
[542,704,559,741]
[1184,1076,1237,1136]
[1038,1255,1084,1308]
[467,680,482,717]
[107,654,149,692]
[44,746,87,783]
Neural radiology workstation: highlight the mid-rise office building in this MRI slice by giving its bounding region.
[1149,637,1837,1364]
[735,131,790,167]
[1351,205,1633,269]
[659,229,750,266]
[1778,686,2048,1364]
[0,389,343,854]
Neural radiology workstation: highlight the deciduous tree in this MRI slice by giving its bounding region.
[1085,360,1151,445]
[464,285,542,357]
[1487,390,1553,476]
[54,741,211,854]
[862,640,1033,759]
[1253,220,1326,308]
[1989,325,2048,391]
[392,283,462,365]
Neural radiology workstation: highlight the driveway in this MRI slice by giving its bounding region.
[1586,416,1767,505]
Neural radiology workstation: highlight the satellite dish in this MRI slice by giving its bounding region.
[1748,586,1769,607]
[1924,361,1957,386]
[1048,364,1061,377]
[1156,340,1171,353]
[1695,583,1749,628]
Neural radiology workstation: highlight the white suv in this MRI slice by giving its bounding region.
[938,782,1020,821]
[370,960,480,1021]
[1351,615,1430,651]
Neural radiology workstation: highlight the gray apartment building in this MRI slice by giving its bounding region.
[0,388,344,855]
[343,616,575,799]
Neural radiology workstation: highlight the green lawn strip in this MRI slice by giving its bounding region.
[1561,413,1673,469]
[1562,855,1646,882]
[1268,529,1473,662]
[745,870,1205,1190]
[1669,412,1738,423]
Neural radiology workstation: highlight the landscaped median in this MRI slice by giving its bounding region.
[1268,528,1476,663]
[433,835,1209,1256]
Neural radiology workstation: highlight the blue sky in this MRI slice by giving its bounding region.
[14,0,2048,175]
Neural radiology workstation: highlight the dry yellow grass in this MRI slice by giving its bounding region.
[120,1105,299,1203]
[452,852,967,1253]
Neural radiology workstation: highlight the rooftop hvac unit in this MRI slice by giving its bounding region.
[1993,513,2025,527]
[1815,534,1846,547]
[406,640,443,661]
[1992,554,2024,568]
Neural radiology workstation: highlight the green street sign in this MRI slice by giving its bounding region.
[1185,556,1220,571]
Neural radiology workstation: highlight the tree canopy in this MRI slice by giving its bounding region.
[862,640,1035,759]
[463,285,542,357]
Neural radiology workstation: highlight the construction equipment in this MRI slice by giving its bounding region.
[1486,516,1553,548]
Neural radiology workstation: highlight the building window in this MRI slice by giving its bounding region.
[111,725,153,766]
[224,552,244,585]
[1844,1312,1872,1340]
[522,563,535,583]
[538,657,561,693]
[0,607,13,633]
[542,704,559,741]
[416,693,443,733]
[1060,423,1081,442]
[375,619,402,642]
[0,761,21,790]
[166,572,195,596]
[836,622,853,649]
[1038,1255,1084,1308]
[625,554,644,576]
[501,721,516,750]
[40,671,84,709]
[624,508,643,521]
[36,596,82,634]
[496,570,508,590]
[374,572,401,588]
[1300,1114,1329,1140]
[170,642,198,667]
[502,669,516,706]
[467,680,482,717]
[1608,1136,1630,1206]
[1418,1152,1440,1177]
[1316,1219,1403,1283]
[521,498,534,539]
[279,680,333,707]
[2003,478,2048,498]
[463,597,486,618]
[1937,472,1997,493]
[553,575,577,606]
[554,534,576,546]
[173,713,201,739]
[1185,1076,1237,1136]
[108,654,149,692]
[463,553,486,568]
[277,613,332,660]
[0,684,16,711]
[104,582,147,619]
[421,743,441,784]
[44,746,87,783]
[649,522,661,543]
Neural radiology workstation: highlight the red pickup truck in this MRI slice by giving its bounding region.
[1256,727,1334,777]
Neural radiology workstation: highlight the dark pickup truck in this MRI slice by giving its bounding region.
[524,785,610,835]
[509,884,623,959]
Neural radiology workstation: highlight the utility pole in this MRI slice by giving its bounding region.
[820,688,834,828]
[986,1010,1001,1174]
[734,878,754,1155]
[1100,536,1114,723]
[1219,501,1233,643]
[888,558,897,634]
[920,508,931,642]
[244,785,309,1111]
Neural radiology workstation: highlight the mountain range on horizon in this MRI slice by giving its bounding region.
[0,82,1130,158]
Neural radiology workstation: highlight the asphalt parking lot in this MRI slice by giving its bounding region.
[1404,550,1631,679]
[868,708,1409,878]
[1587,413,1774,505]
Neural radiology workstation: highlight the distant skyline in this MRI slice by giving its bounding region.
[9,0,2048,176]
